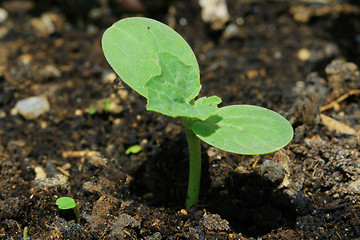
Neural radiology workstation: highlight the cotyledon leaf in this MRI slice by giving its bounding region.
[101,17,200,99]
[192,105,294,155]
[56,197,77,210]
[146,52,221,120]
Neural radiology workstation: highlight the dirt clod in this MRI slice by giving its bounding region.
[203,212,230,231]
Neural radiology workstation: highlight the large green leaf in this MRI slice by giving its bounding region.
[101,17,200,98]
[146,52,221,120]
[192,105,293,155]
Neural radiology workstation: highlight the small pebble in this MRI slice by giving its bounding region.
[14,96,50,120]
[199,0,229,30]
[348,178,360,193]
[274,50,282,59]
[30,12,64,37]
[18,54,34,64]
[0,110,6,119]
[102,69,117,83]
[88,155,108,168]
[0,8,8,23]
[222,23,239,40]
[42,64,61,78]
[111,213,140,237]
[34,166,47,180]
[180,209,188,215]
[259,159,285,185]
[203,212,230,231]
[34,174,70,193]
[179,18,187,26]
[0,26,8,39]
[297,48,311,61]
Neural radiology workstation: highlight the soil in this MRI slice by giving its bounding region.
[1,0,360,239]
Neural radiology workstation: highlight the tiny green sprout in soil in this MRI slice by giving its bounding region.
[56,197,80,223]
[56,196,76,209]
[102,17,293,209]
[23,226,28,240]
[104,99,110,112]
[89,105,97,115]
[125,145,142,155]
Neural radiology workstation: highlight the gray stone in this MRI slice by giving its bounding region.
[34,174,70,193]
[0,8,8,23]
[348,178,360,193]
[203,212,230,231]
[259,159,285,185]
[15,96,50,120]
[111,213,140,237]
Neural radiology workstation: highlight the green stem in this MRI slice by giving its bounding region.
[74,203,80,223]
[23,227,28,240]
[183,118,202,209]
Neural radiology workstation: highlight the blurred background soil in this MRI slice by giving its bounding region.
[1,0,360,239]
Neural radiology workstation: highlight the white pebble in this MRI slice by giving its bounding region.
[222,23,239,40]
[297,48,311,61]
[0,8,8,23]
[15,96,50,120]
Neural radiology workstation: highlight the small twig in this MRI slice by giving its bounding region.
[336,231,343,240]
[61,150,100,158]
[321,89,360,112]
[310,194,319,208]
[316,203,347,211]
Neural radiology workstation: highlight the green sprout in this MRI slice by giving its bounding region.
[90,99,110,115]
[102,17,293,209]
[125,145,142,155]
[89,105,97,115]
[23,226,28,240]
[56,197,80,223]
[104,99,110,112]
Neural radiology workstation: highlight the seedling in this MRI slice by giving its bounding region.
[56,197,80,223]
[125,144,142,155]
[23,226,28,240]
[89,105,97,115]
[89,99,111,115]
[104,99,110,112]
[102,17,293,208]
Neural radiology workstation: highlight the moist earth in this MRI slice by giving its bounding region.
[1,0,360,239]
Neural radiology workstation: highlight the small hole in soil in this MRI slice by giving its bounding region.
[58,209,77,222]
[130,134,193,208]
[203,172,297,237]
[130,135,297,237]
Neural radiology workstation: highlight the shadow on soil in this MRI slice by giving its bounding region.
[329,13,360,64]
[204,172,297,237]
[130,135,298,238]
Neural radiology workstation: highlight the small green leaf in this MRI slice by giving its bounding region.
[146,52,200,103]
[146,52,221,120]
[192,105,293,155]
[125,145,142,155]
[193,96,222,120]
[102,17,199,98]
[104,100,110,112]
[56,197,77,210]
[89,105,97,115]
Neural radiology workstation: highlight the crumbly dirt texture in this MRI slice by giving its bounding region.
[1,0,360,239]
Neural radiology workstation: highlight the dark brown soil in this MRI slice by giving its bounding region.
[1,0,360,239]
